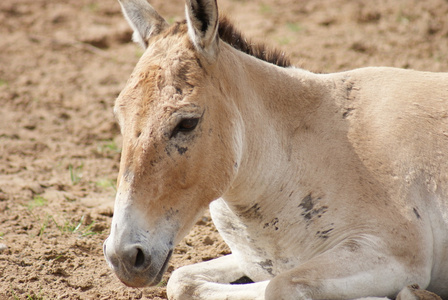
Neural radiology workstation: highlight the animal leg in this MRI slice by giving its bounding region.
[167,254,269,300]
[396,284,442,300]
[264,240,430,300]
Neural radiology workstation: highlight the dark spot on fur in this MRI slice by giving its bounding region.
[321,229,333,235]
[165,208,180,221]
[303,212,312,220]
[175,145,188,155]
[299,193,327,222]
[165,147,171,157]
[259,259,273,275]
[413,207,421,219]
[263,217,279,230]
[176,63,192,85]
[149,159,158,167]
[299,193,315,212]
[279,184,288,193]
[235,203,263,220]
[316,228,334,239]
[342,108,355,119]
[346,81,353,96]
[195,57,203,69]
[230,276,254,285]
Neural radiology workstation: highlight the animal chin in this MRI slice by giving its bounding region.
[150,249,173,286]
[120,275,151,288]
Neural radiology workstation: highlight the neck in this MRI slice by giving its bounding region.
[216,43,333,212]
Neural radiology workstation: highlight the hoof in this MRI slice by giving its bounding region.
[396,284,442,300]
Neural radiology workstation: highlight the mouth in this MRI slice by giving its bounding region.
[150,249,173,286]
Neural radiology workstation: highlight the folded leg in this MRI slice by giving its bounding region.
[167,254,269,300]
[265,238,430,300]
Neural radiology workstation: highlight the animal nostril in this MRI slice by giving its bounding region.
[134,247,146,268]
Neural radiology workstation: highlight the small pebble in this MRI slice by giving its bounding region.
[196,216,209,226]
[0,243,8,253]
[203,236,214,246]
[26,182,44,195]
[0,192,8,201]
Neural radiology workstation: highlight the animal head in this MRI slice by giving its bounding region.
[103,0,244,287]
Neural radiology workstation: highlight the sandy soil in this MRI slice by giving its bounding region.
[1,0,447,299]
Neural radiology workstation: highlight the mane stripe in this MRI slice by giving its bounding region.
[166,17,292,68]
[217,16,292,68]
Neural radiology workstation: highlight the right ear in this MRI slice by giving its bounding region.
[118,0,169,49]
[185,0,219,63]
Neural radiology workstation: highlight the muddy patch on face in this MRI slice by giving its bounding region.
[165,143,189,156]
[175,145,188,155]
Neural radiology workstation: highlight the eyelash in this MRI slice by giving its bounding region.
[170,118,199,138]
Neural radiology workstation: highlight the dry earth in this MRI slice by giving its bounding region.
[1,0,448,299]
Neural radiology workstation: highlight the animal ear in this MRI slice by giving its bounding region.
[185,0,219,63]
[118,0,169,49]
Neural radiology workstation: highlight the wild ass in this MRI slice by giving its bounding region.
[103,0,448,299]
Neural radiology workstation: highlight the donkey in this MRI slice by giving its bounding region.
[103,0,448,299]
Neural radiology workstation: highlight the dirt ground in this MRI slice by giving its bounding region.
[1,0,447,299]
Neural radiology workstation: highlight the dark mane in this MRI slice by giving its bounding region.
[166,17,292,67]
[218,16,292,68]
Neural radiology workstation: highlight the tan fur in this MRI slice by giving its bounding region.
[104,1,448,299]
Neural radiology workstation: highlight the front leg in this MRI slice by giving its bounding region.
[264,238,430,300]
[167,254,269,300]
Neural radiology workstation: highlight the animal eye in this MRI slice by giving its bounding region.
[178,118,199,131]
[171,118,199,138]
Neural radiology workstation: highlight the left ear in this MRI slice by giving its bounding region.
[185,0,219,63]
[118,0,168,49]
